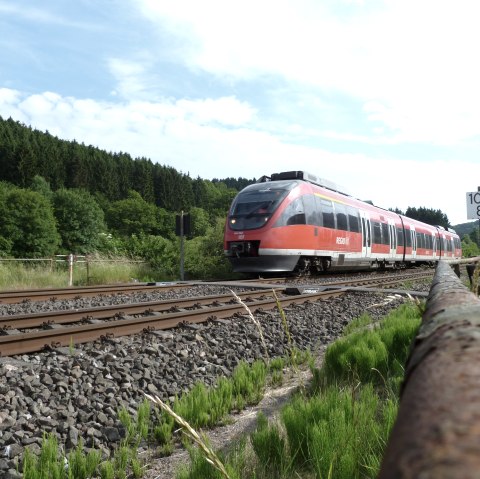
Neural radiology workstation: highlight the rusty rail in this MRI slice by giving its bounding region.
[379,260,480,478]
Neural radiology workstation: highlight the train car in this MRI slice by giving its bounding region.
[223,171,462,274]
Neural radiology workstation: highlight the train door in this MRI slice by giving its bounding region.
[360,211,372,262]
[411,226,417,260]
[388,220,396,261]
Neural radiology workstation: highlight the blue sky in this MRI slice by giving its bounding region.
[1,0,479,226]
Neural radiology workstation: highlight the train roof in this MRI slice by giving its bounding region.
[258,170,352,197]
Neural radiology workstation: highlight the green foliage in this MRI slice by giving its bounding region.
[53,188,106,253]
[118,399,151,446]
[184,217,234,279]
[68,441,102,479]
[322,304,421,389]
[106,190,161,237]
[23,433,102,479]
[0,186,60,257]
[281,384,393,478]
[231,360,267,407]
[168,361,266,433]
[30,175,54,201]
[250,412,288,478]
[405,206,450,229]
[462,234,480,258]
[176,444,240,479]
[0,117,252,266]
[0,115,243,216]
[190,206,212,237]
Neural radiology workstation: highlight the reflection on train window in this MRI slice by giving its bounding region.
[373,222,382,244]
[276,196,306,226]
[396,227,404,246]
[303,194,322,226]
[320,199,335,229]
[228,184,294,230]
[335,203,348,231]
[405,229,412,247]
[347,206,360,232]
[381,223,390,245]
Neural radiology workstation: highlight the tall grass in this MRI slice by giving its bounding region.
[177,302,422,479]
[0,258,156,289]
[320,303,421,392]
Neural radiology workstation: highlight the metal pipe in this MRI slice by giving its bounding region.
[379,261,480,478]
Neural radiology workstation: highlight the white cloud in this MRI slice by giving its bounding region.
[137,0,480,145]
[0,88,475,225]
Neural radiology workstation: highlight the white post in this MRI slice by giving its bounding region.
[68,254,74,287]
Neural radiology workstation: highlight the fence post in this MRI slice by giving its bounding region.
[86,254,91,285]
[68,254,74,287]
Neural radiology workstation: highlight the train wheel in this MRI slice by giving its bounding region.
[293,258,311,276]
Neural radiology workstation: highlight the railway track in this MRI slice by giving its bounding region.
[0,268,434,304]
[0,277,292,304]
[0,270,433,357]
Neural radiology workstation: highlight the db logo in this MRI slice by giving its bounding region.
[336,237,349,245]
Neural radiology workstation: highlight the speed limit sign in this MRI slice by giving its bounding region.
[466,191,480,219]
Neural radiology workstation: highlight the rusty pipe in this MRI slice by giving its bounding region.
[379,261,480,479]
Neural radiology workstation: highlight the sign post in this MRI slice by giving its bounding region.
[175,212,191,281]
[466,187,480,247]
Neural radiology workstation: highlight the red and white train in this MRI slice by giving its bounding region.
[224,171,462,274]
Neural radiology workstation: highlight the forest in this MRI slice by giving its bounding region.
[0,115,478,280]
[0,115,256,278]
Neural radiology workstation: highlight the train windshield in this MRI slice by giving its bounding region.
[228,181,296,230]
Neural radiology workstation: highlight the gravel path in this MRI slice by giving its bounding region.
[0,283,426,478]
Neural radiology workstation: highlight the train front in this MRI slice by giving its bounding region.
[223,180,299,273]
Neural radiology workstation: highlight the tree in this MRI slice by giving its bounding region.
[30,175,54,201]
[189,207,211,237]
[106,190,159,237]
[405,207,450,229]
[0,187,60,257]
[461,234,479,258]
[184,217,233,279]
[53,188,106,253]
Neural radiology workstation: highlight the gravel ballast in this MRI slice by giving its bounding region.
[0,284,421,476]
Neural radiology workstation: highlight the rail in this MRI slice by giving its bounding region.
[379,260,480,478]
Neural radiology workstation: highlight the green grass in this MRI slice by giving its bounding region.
[319,303,421,393]
[176,302,422,479]
[0,257,156,289]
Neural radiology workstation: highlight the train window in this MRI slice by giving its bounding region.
[405,229,412,247]
[373,222,382,244]
[381,223,390,245]
[335,203,348,231]
[303,194,322,226]
[347,206,360,233]
[276,196,306,226]
[321,198,335,229]
[228,183,294,230]
[416,232,424,249]
[396,227,404,246]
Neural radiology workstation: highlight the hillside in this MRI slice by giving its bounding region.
[453,220,479,238]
